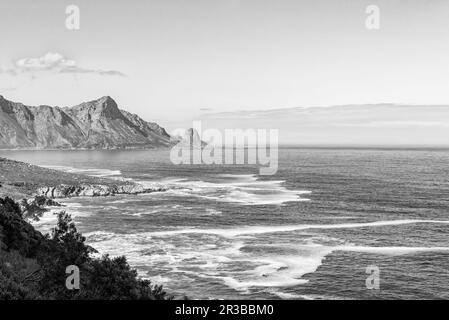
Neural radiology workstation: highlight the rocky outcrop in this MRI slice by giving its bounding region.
[0,95,171,149]
[1,156,170,200]
[18,195,63,221]
[171,128,207,147]
[36,183,167,199]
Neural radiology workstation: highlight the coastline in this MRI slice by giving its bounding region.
[0,156,168,225]
[0,145,170,151]
[0,156,167,200]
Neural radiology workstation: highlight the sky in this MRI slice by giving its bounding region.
[1,0,449,135]
[197,104,449,145]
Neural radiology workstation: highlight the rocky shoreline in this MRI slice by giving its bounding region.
[36,183,167,198]
[1,156,168,198]
[17,181,168,221]
[1,156,169,219]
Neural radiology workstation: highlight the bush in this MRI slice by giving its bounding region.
[0,198,170,300]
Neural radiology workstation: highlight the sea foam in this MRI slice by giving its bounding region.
[143,174,311,205]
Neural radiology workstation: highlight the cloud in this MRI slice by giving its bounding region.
[339,121,449,128]
[15,52,75,70]
[59,66,126,77]
[0,86,18,92]
[12,52,125,77]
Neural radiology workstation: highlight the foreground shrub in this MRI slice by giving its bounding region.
[0,198,169,300]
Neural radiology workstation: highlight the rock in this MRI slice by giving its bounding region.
[35,183,167,199]
[171,128,207,147]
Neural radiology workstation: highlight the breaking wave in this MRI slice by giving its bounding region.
[82,219,449,295]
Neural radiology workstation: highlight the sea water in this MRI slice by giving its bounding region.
[1,148,448,299]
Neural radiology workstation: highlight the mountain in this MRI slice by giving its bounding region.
[0,95,171,149]
[170,128,205,147]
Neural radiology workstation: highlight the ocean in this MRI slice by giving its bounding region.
[1,148,448,299]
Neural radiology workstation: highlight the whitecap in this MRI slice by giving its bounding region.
[74,218,449,296]
[336,245,449,255]
[142,219,449,238]
[42,165,122,178]
[145,174,311,205]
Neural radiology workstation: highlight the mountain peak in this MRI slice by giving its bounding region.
[68,96,120,116]
[95,95,118,109]
[97,95,115,103]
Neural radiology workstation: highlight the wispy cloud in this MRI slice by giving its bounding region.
[59,66,125,77]
[338,121,449,128]
[11,52,125,77]
[0,86,18,92]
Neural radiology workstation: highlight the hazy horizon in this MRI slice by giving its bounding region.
[2,92,449,145]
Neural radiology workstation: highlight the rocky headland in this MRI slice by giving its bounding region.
[0,157,167,218]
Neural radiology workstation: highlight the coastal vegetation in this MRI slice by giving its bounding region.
[0,196,169,299]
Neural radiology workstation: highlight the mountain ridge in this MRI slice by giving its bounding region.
[0,95,171,149]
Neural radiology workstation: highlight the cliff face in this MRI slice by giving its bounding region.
[0,95,171,149]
